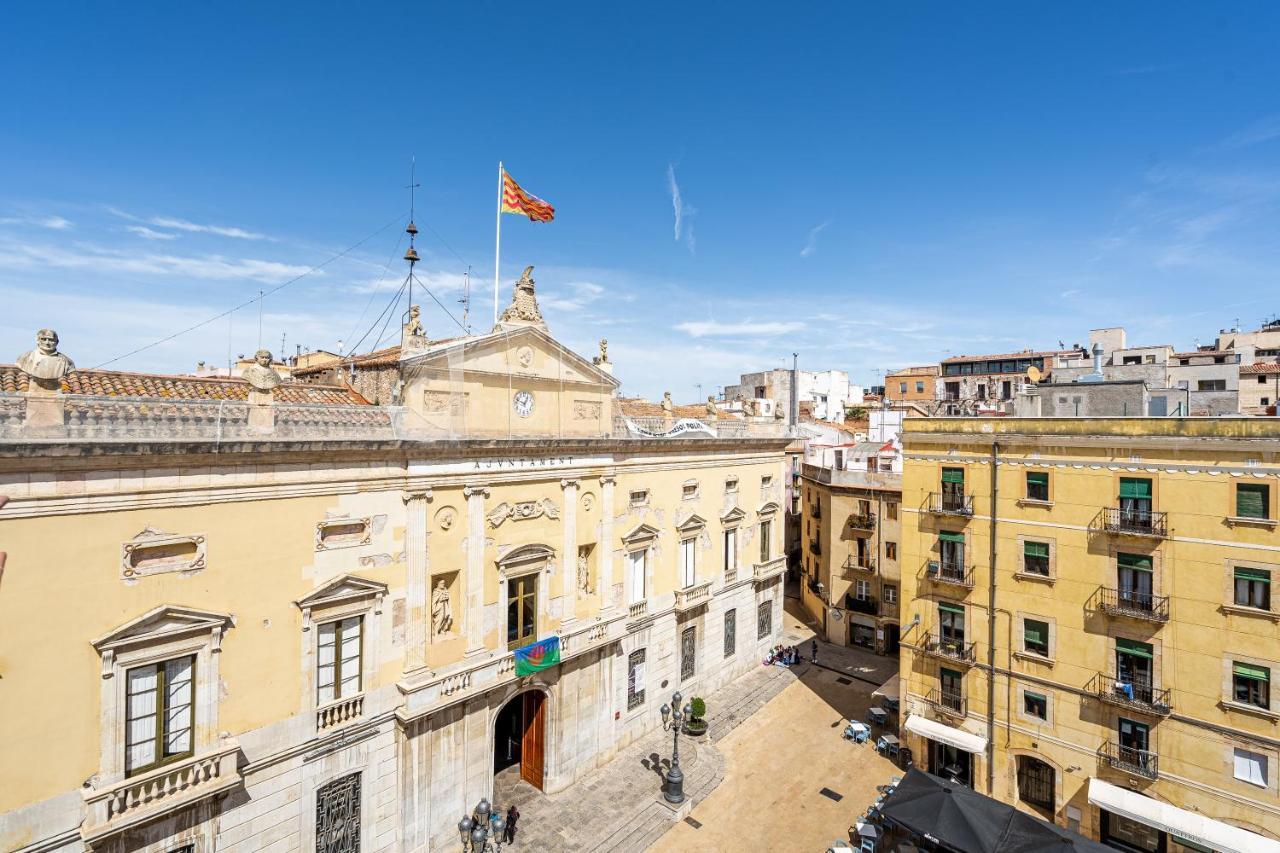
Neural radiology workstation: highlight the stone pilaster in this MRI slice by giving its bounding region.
[463,485,490,656]
[560,478,579,624]
[401,489,432,671]
[599,475,616,611]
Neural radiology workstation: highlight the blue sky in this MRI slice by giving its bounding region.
[3,3,1280,400]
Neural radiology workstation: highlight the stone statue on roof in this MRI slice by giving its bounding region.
[661,391,674,413]
[242,349,282,392]
[494,265,547,331]
[16,328,74,390]
[705,395,718,418]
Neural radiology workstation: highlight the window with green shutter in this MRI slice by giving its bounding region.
[1023,618,1050,657]
[1233,661,1271,708]
[1026,471,1049,502]
[941,468,965,485]
[1119,478,1152,499]
[939,531,965,543]
[1115,638,1153,659]
[1236,483,1270,520]
[938,602,965,615]
[1234,567,1272,611]
[1117,553,1152,571]
[1023,541,1050,576]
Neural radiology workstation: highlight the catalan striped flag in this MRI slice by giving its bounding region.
[501,170,556,222]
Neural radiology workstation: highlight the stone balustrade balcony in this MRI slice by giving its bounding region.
[317,693,365,731]
[674,580,713,612]
[753,556,787,584]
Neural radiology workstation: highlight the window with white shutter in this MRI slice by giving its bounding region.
[1234,748,1268,787]
[317,616,363,705]
[124,655,195,776]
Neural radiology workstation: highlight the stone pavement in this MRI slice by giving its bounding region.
[781,598,901,688]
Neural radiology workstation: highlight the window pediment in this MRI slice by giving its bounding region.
[497,543,556,570]
[93,605,233,656]
[721,506,747,525]
[676,513,707,534]
[758,501,780,517]
[622,523,660,545]
[295,574,388,613]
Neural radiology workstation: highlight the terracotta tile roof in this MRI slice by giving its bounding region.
[616,396,742,420]
[942,348,1083,364]
[1241,362,1280,375]
[291,345,402,376]
[0,365,370,406]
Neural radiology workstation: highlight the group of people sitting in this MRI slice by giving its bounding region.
[764,644,801,667]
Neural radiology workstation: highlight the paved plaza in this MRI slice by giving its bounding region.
[492,603,903,852]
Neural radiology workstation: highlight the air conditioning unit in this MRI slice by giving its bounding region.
[927,561,940,576]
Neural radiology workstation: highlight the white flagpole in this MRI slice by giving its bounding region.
[494,161,503,325]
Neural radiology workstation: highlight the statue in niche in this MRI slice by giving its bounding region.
[431,578,453,635]
[578,549,594,595]
[16,328,75,389]
[242,349,282,392]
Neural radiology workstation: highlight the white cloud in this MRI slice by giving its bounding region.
[0,240,312,283]
[125,225,178,241]
[666,164,696,254]
[148,216,266,240]
[800,221,829,258]
[540,281,606,312]
[0,214,72,230]
[674,319,805,338]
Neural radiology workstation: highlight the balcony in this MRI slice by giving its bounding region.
[927,492,974,517]
[627,600,649,621]
[841,554,877,577]
[925,688,966,718]
[1092,673,1172,716]
[674,580,713,612]
[847,596,878,616]
[809,538,822,556]
[1097,587,1170,623]
[1096,508,1168,539]
[880,599,899,619]
[1099,742,1158,780]
[921,632,977,665]
[927,560,975,589]
[81,744,241,845]
[754,556,787,584]
[848,512,876,532]
[317,694,365,731]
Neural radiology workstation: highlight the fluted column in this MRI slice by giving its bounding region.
[463,484,490,656]
[599,475,616,611]
[401,489,433,671]
[560,478,580,625]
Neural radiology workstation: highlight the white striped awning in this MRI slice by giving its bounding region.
[903,713,987,754]
[1088,778,1280,853]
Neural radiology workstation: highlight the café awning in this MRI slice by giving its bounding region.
[1088,778,1280,853]
[872,673,900,702]
[904,714,987,754]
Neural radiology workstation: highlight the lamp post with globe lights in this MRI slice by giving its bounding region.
[457,798,506,852]
[659,690,693,804]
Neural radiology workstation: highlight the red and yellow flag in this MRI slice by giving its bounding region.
[501,170,556,222]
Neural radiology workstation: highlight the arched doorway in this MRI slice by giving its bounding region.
[493,690,546,791]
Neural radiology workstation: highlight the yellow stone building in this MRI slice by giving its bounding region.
[0,270,790,853]
[897,417,1280,853]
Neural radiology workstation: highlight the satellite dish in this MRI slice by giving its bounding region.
[1026,366,1042,383]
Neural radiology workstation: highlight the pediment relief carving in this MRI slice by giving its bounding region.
[294,574,388,631]
[720,506,747,525]
[758,501,781,517]
[622,522,659,544]
[675,513,707,533]
[496,543,556,570]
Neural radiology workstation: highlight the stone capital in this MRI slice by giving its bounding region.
[599,475,617,486]
[463,485,490,500]
[401,488,434,505]
[560,478,580,490]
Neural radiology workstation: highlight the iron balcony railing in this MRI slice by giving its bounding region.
[928,560,975,588]
[811,501,822,520]
[926,688,965,717]
[847,596,878,616]
[1098,507,1168,538]
[1099,742,1158,780]
[1097,587,1170,622]
[842,554,877,575]
[921,632,977,664]
[928,492,974,516]
[848,513,876,532]
[809,538,822,557]
[1092,673,1172,716]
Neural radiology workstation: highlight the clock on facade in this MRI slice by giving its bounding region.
[513,390,535,418]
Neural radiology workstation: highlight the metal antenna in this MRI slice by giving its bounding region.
[404,158,422,317]
[459,264,472,333]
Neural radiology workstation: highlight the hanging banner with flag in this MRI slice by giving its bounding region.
[501,170,556,222]
[513,635,561,676]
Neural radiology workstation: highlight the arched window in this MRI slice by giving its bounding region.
[1016,755,1054,812]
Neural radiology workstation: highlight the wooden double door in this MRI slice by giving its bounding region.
[519,691,545,790]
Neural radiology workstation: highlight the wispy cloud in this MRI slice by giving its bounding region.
[0,214,72,230]
[125,225,178,241]
[0,240,311,283]
[666,164,696,254]
[1222,116,1280,150]
[800,221,829,258]
[1108,63,1176,77]
[107,207,267,240]
[540,281,605,312]
[674,319,805,338]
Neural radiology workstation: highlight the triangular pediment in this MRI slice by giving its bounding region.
[675,513,707,533]
[721,506,747,524]
[403,326,619,388]
[622,522,660,544]
[295,574,388,611]
[93,605,234,653]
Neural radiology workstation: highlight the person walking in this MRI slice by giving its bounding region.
[810,639,818,665]
[504,804,519,844]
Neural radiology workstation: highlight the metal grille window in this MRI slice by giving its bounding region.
[680,627,696,681]
[1016,756,1054,811]
[724,609,737,658]
[316,772,361,853]
[125,655,195,776]
[318,616,362,705]
[757,600,772,639]
[627,649,646,710]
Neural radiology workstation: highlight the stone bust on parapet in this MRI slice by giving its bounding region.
[242,349,282,392]
[16,328,75,392]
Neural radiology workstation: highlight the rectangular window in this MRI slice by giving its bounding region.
[1234,567,1272,610]
[628,549,647,602]
[898,382,907,394]
[682,482,698,499]
[627,649,646,710]
[883,584,897,604]
[1023,691,1048,720]
[855,579,871,600]
[318,616,363,705]
[681,626,696,681]
[1026,471,1049,502]
[726,476,739,493]
[724,609,737,658]
[629,489,648,505]
[506,575,538,650]
[1234,748,1268,787]
[1233,662,1271,709]
[916,381,925,393]
[941,467,965,486]
[886,502,898,521]
[938,602,965,645]
[1022,618,1050,658]
[125,655,195,776]
[885,541,898,560]
[757,600,772,639]
[723,529,737,574]
[679,537,696,588]
[1198,379,1227,391]
[759,519,772,563]
[1236,483,1270,519]
[939,667,963,712]
[1022,541,1050,576]
[1117,552,1153,610]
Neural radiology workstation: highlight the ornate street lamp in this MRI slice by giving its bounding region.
[458,798,506,852]
[659,690,693,804]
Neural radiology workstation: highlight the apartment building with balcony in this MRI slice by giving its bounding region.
[897,417,1280,853]
[935,348,1086,416]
